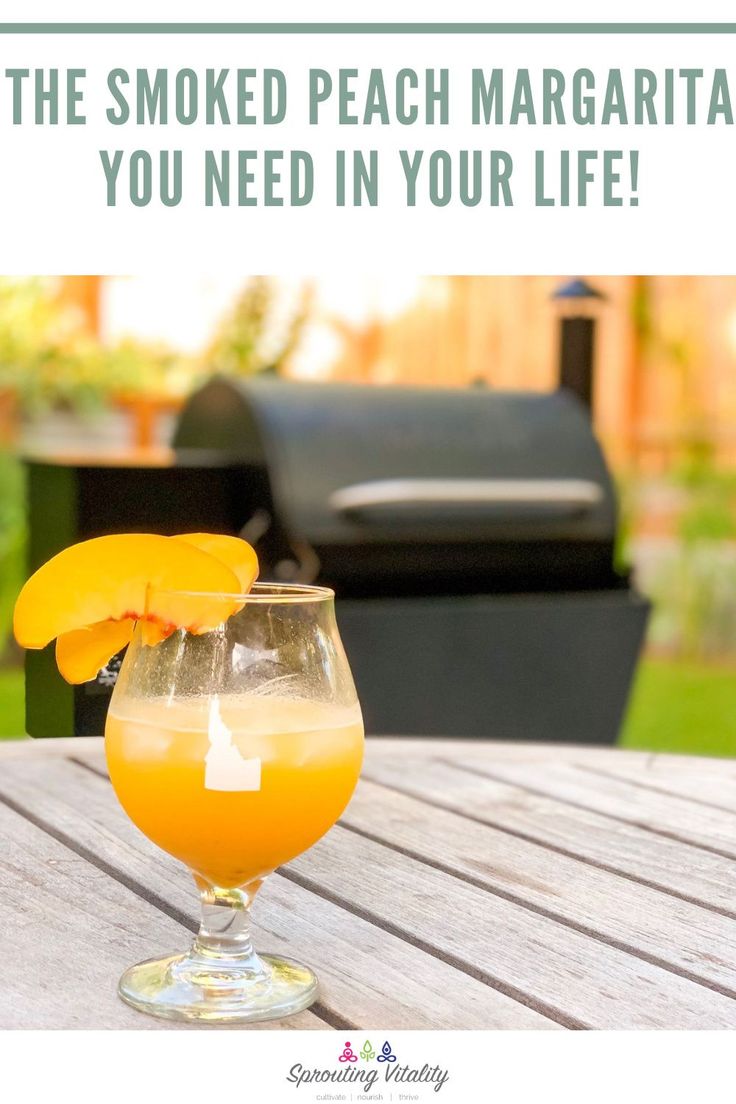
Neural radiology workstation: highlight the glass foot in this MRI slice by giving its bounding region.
[118,950,318,1024]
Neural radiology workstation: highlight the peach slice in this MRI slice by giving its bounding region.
[174,533,259,592]
[134,533,259,649]
[134,533,259,646]
[56,618,137,684]
[14,533,243,653]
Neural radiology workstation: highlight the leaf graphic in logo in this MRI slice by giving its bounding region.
[377,1041,397,1063]
[360,1040,376,1061]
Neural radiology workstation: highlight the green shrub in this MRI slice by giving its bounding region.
[0,453,26,659]
[637,462,736,661]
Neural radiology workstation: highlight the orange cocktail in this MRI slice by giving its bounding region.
[106,695,364,887]
[102,579,363,1023]
[14,530,363,1024]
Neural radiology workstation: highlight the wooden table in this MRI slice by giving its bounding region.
[3,736,736,1030]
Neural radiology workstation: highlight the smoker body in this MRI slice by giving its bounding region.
[173,377,649,743]
[24,376,648,742]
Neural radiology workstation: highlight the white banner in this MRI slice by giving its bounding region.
[1,7,736,272]
[2,1029,732,1104]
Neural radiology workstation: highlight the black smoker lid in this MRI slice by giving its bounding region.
[174,376,617,546]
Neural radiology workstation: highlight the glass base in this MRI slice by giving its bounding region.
[118,950,318,1024]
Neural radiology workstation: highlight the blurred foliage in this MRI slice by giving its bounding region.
[0,452,26,659]
[671,443,736,545]
[626,278,736,661]
[0,277,310,419]
[632,275,699,403]
[632,456,736,661]
[0,277,193,413]
[647,544,736,661]
[204,277,310,378]
[666,453,736,658]
[0,277,312,661]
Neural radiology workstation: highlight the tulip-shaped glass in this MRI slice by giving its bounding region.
[105,583,364,1023]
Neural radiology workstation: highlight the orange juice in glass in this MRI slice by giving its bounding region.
[106,695,364,889]
[105,583,364,1024]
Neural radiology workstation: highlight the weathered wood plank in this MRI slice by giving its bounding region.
[7,737,736,1028]
[0,736,85,759]
[360,754,736,915]
[450,758,736,859]
[0,800,323,1030]
[341,779,736,995]
[6,734,732,780]
[287,827,736,1029]
[365,739,735,774]
[573,759,736,811]
[0,758,553,1029]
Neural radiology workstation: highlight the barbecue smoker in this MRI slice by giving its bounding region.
[23,281,648,742]
[172,374,649,743]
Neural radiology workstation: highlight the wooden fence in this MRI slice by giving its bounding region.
[60,275,736,472]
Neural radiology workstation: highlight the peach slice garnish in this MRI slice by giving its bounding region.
[56,618,137,685]
[174,532,259,591]
[14,533,257,685]
[137,533,259,647]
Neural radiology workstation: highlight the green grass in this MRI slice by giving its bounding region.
[0,667,25,739]
[1,657,735,757]
[620,656,736,758]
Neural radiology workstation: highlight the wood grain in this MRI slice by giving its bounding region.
[0,756,553,1030]
[449,757,736,859]
[0,799,322,1030]
[364,739,735,774]
[288,823,736,1029]
[572,758,736,812]
[342,779,736,994]
[5,736,736,1030]
[361,753,736,915]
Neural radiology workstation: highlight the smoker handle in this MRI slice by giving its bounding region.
[329,478,604,518]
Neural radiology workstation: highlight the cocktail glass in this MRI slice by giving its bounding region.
[105,582,364,1023]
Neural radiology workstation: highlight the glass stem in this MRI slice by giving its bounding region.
[191,877,267,976]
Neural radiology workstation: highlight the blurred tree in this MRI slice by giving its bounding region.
[204,277,310,378]
[0,278,194,420]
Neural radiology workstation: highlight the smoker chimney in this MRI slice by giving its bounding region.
[552,278,605,414]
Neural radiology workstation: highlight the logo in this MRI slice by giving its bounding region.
[286,1038,450,1096]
